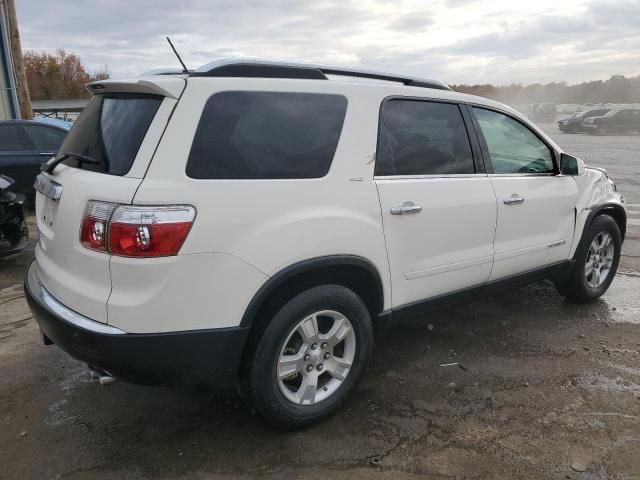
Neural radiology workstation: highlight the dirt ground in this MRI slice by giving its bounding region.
[1,126,639,480]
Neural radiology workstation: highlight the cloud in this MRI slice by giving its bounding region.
[15,0,640,85]
[387,12,434,32]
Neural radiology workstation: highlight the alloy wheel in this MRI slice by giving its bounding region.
[585,231,614,288]
[277,310,356,405]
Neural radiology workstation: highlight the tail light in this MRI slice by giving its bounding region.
[80,201,196,257]
[109,205,195,257]
[80,201,117,252]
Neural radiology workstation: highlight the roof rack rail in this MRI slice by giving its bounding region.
[140,68,192,76]
[190,58,451,91]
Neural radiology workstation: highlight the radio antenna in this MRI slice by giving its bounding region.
[166,37,189,73]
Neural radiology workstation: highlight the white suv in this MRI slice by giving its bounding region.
[25,59,627,428]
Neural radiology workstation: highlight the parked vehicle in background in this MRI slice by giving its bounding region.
[24,59,626,429]
[558,109,610,133]
[583,109,640,135]
[34,117,73,131]
[529,103,556,123]
[0,174,27,257]
[0,120,68,197]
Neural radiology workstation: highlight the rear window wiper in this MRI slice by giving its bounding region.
[41,151,101,174]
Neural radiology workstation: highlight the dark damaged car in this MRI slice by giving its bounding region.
[583,109,640,135]
[557,109,610,133]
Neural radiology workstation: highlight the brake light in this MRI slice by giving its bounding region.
[79,202,196,257]
[109,205,195,257]
[80,201,117,251]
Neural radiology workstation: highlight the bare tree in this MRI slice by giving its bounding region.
[24,50,110,100]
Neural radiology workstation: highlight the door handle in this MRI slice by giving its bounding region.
[39,152,56,157]
[503,194,525,205]
[390,202,422,215]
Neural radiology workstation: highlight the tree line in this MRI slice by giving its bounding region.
[452,75,640,105]
[21,49,640,104]
[24,49,109,100]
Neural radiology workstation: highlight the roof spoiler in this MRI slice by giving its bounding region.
[86,78,184,99]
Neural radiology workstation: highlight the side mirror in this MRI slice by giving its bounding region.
[560,153,585,176]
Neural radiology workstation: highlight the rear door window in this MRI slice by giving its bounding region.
[24,125,67,151]
[376,99,475,176]
[59,93,162,176]
[186,91,347,179]
[0,125,31,151]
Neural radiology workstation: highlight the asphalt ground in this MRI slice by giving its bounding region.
[0,123,639,479]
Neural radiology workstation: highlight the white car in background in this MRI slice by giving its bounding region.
[25,59,627,428]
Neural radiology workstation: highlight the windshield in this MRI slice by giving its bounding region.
[604,110,619,117]
[59,93,162,176]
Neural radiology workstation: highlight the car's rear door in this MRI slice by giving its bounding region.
[375,98,497,308]
[17,124,67,196]
[24,123,66,158]
[0,123,38,196]
[631,110,640,133]
[470,106,579,280]
[614,110,631,133]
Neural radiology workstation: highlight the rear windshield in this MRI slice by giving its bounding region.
[186,91,347,179]
[59,93,162,176]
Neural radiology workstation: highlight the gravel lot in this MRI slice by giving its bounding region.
[1,125,639,480]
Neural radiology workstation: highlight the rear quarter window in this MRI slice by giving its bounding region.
[186,91,347,179]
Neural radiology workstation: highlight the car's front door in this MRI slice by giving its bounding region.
[470,107,579,280]
[375,99,497,308]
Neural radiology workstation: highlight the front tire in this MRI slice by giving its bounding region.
[242,285,373,429]
[8,220,28,248]
[555,214,621,303]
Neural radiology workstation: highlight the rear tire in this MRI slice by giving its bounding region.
[555,214,621,303]
[241,284,373,429]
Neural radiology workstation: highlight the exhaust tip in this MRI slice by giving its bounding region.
[88,365,117,386]
[98,375,117,387]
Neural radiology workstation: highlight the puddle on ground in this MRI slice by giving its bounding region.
[576,373,640,395]
[600,271,640,324]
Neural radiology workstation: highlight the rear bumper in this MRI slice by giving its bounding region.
[24,260,249,389]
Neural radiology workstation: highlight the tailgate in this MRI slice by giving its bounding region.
[34,78,183,324]
[35,169,143,323]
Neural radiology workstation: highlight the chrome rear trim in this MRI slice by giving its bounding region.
[26,261,126,335]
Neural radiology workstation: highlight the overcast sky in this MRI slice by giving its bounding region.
[16,0,640,86]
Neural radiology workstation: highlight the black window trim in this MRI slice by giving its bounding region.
[466,102,561,176]
[373,95,484,179]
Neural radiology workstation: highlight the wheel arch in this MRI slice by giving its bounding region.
[237,255,385,379]
[585,203,627,244]
[240,255,385,330]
